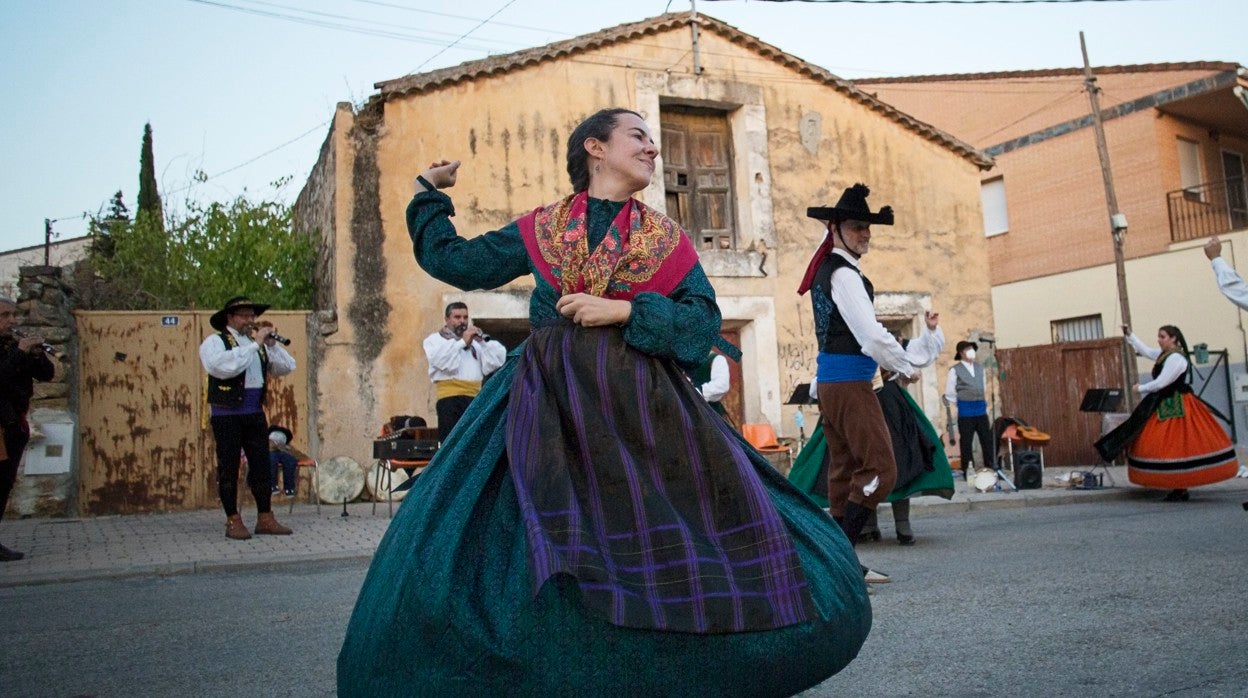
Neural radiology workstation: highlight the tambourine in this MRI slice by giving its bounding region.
[973,469,999,493]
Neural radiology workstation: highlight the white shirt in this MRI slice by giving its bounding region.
[1125,333,1188,395]
[827,248,919,378]
[1210,257,1248,311]
[902,326,946,369]
[424,331,506,382]
[199,326,296,386]
[699,354,730,403]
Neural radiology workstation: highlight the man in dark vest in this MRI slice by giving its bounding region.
[944,340,995,478]
[798,184,938,585]
[199,296,296,540]
[0,296,55,561]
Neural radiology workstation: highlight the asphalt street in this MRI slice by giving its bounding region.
[2,488,1245,697]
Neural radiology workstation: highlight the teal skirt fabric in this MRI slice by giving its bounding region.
[337,356,872,696]
[789,389,955,508]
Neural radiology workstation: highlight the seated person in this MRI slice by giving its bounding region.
[268,425,298,497]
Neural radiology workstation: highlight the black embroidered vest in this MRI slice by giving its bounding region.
[812,254,873,355]
[206,331,268,408]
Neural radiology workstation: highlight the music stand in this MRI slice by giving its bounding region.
[786,384,818,449]
[1080,388,1123,413]
[1080,387,1124,486]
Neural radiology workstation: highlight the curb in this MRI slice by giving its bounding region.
[0,550,377,589]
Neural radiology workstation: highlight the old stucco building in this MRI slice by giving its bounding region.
[295,11,994,465]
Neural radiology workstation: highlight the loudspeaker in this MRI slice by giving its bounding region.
[1014,450,1043,489]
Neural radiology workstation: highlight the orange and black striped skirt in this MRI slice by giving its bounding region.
[1128,393,1239,489]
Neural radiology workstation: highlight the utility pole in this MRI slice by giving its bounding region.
[1080,32,1137,407]
[689,0,703,75]
[44,218,53,266]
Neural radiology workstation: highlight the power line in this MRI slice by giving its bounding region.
[166,119,331,197]
[241,0,534,46]
[704,0,1170,4]
[408,0,522,75]
[348,0,573,37]
[181,0,514,52]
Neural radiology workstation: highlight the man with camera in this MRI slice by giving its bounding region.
[424,302,505,442]
[199,296,296,540]
[0,296,55,561]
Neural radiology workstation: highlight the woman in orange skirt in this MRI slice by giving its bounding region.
[1096,325,1238,500]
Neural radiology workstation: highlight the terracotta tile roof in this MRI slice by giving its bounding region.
[373,12,993,169]
[853,61,1242,85]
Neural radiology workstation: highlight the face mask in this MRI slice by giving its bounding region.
[963,349,976,361]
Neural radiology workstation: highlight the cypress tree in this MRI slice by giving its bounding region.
[137,122,163,226]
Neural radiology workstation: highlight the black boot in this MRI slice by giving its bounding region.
[892,499,915,545]
[840,502,873,548]
[842,502,890,583]
[857,509,881,543]
[0,543,25,562]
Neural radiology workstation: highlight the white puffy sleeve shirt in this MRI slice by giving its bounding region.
[1126,333,1186,396]
[424,332,506,382]
[828,249,918,379]
[199,327,295,386]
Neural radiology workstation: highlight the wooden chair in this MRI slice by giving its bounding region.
[286,447,319,515]
[741,423,789,455]
[238,448,319,514]
[372,425,438,518]
[741,422,793,474]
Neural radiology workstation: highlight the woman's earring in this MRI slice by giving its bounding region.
[594,163,600,174]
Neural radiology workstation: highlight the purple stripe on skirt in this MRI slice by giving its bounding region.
[504,322,814,634]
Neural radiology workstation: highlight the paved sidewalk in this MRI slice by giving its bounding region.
[2,465,1245,588]
[0,501,394,587]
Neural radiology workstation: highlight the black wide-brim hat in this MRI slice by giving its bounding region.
[209,295,270,331]
[955,340,979,359]
[268,425,293,443]
[807,183,894,225]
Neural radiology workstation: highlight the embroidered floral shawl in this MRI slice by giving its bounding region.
[516,192,697,300]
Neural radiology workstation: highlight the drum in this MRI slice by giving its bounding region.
[318,455,366,504]
[366,460,411,502]
[973,468,999,493]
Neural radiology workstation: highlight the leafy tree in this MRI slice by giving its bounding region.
[89,190,130,258]
[79,183,315,311]
[137,123,163,227]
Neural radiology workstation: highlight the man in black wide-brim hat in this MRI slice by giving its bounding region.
[199,296,296,540]
[798,183,942,585]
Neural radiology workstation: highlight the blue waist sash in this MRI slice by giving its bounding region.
[816,352,878,384]
[957,399,987,418]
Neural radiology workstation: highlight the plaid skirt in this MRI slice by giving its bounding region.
[337,324,871,696]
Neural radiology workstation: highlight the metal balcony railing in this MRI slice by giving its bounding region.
[1167,177,1248,242]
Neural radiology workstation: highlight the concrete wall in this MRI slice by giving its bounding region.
[0,236,92,299]
[299,23,992,465]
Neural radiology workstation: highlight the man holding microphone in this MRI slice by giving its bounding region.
[200,296,296,540]
[424,302,505,442]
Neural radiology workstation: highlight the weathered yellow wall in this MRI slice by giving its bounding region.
[310,22,991,464]
[76,310,311,514]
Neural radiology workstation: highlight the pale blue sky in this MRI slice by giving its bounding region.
[1,0,1243,250]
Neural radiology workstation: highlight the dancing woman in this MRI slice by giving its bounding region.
[337,109,871,696]
[1095,325,1238,501]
